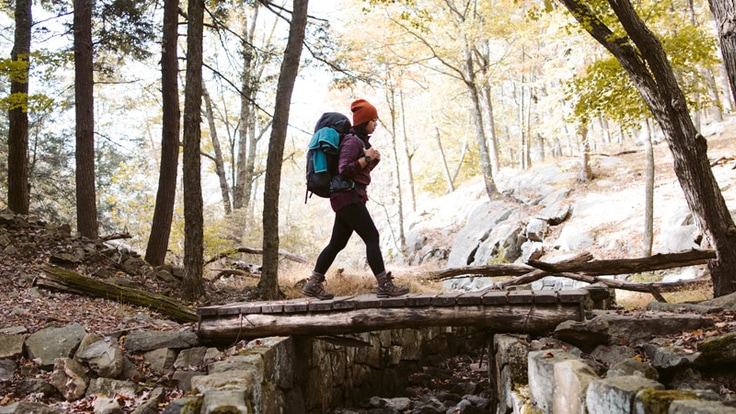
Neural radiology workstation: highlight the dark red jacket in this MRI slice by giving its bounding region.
[329,133,379,212]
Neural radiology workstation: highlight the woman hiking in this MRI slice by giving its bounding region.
[302,99,409,300]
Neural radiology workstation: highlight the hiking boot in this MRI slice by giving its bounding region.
[302,273,334,300]
[375,271,409,298]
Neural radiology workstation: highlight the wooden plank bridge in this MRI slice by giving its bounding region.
[196,290,590,343]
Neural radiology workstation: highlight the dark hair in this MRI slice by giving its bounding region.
[352,123,370,140]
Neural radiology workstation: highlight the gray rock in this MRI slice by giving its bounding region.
[25,323,87,368]
[131,387,166,414]
[143,347,178,375]
[160,397,201,414]
[15,378,61,398]
[585,375,664,414]
[607,358,659,380]
[50,357,89,401]
[526,217,548,242]
[201,389,248,413]
[174,346,208,370]
[0,358,15,381]
[122,329,199,353]
[590,345,636,367]
[668,399,736,414]
[92,397,123,414]
[528,349,581,413]
[76,337,126,378]
[698,332,736,365]
[86,377,137,399]
[553,359,598,414]
[642,344,701,370]
[0,402,65,414]
[0,334,26,359]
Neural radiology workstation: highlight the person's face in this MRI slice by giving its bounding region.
[367,118,378,134]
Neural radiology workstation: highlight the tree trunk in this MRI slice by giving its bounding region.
[202,84,232,215]
[385,83,406,251]
[707,0,736,105]
[481,75,500,176]
[464,45,497,199]
[234,3,261,214]
[557,0,736,296]
[399,90,417,212]
[578,122,592,183]
[259,0,308,300]
[435,126,455,193]
[145,0,180,266]
[643,119,654,256]
[74,0,98,239]
[8,0,31,215]
[182,0,205,301]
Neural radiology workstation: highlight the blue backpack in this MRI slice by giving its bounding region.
[305,112,352,202]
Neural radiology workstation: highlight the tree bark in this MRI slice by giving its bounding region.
[643,119,655,256]
[435,126,455,193]
[202,84,232,215]
[74,0,98,239]
[707,0,736,105]
[558,0,736,297]
[8,0,31,215]
[145,0,180,266]
[182,0,205,301]
[36,266,196,323]
[259,0,308,300]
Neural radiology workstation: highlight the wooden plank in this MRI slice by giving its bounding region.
[532,290,559,305]
[198,301,258,317]
[404,293,436,307]
[432,293,461,306]
[353,294,383,310]
[481,290,508,305]
[260,302,284,314]
[331,296,357,311]
[507,290,534,305]
[282,299,311,313]
[558,289,589,303]
[456,292,484,306]
[307,299,335,312]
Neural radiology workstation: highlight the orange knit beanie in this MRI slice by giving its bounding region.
[350,99,378,126]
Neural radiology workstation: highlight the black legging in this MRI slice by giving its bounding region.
[314,202,385,276]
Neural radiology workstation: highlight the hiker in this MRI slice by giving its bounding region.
[302,99,409,300]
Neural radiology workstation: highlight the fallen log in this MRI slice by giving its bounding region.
[429,252,593,280]
[36,266,197,323]
[433,250,713,281]
[527,249,715,276]
[205,247,308,265]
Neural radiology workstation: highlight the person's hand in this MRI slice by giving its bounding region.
[365,147,380,161]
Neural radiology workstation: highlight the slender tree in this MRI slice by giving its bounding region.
[74,0,98,239]
[182,0,205,301]
[558,0,736,296]
[145,0,180,266]
[707,0,736,104]
[259,0,308,300]
[8,0,32,215]
[202,84,232,215]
